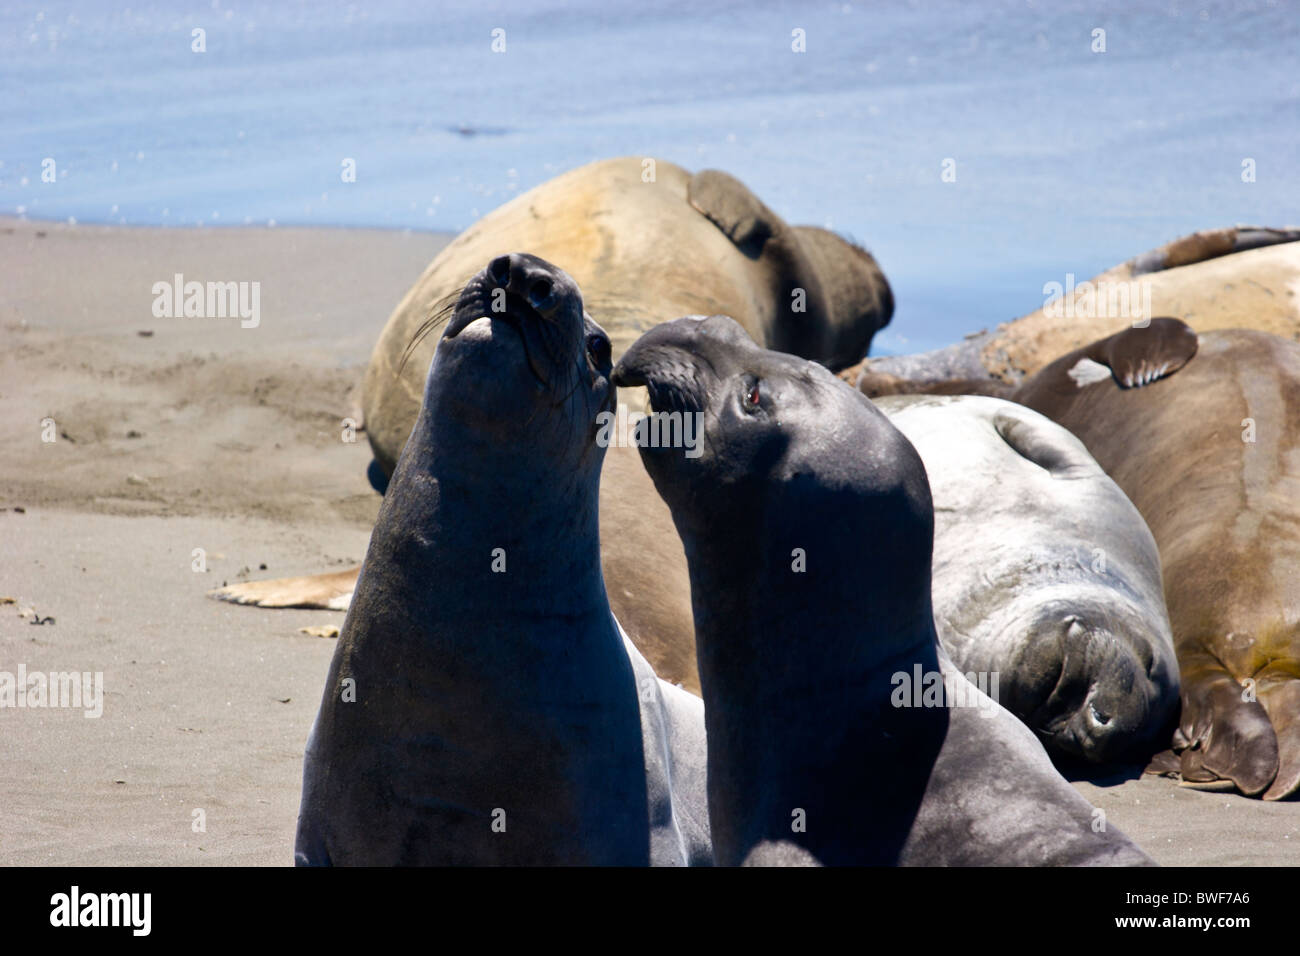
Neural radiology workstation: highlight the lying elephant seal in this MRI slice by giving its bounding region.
[848,226,1300,397]
[1012,319,1300,800]
[214,156,893,692]
[613,315,1154,866]
[296,254,711,865]
[874,394,1180,765]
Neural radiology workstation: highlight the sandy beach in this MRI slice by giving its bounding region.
[1,217,1296,866]
[0,217,447,864]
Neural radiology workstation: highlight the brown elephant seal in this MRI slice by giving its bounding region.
[365,157,893,475]
[613,314,1155,865]
[296,254,711,865]
[1012,319,1300,800]
[847,226,1300,397]
[214,157,893,693]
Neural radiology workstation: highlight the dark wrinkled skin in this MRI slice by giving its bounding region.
[613,315,1156,865]
[295,255,711,865]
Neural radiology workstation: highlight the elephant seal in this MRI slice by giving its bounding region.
[214,157,893,693]
[873,393,1180,765]
[1012,319,1300,800]
[612,315,1154,865]
[848,226,1300,397]
[363,158,893,473]
[295,254,711,865]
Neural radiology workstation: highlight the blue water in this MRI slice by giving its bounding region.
[3,0,1297,351]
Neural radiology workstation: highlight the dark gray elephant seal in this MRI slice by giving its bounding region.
[1013,319,1300,800]
[295,254,710,865]
[612,315,1154,866]
[874,394,1180,766]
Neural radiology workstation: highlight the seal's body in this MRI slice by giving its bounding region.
[295,255,710,864]
[875,394,1179,765]
[613,315,1153,865]
[1014,322,1300,800]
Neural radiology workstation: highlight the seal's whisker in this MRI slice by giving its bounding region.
[554,361,584,411]
[398,291,463,374]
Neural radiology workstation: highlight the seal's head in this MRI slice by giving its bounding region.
[790,226,894,367]
[612,314,934,663]
[998,597,1180,765]
[420,252,614,474]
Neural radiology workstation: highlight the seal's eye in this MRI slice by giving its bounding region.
[743,381,762,411]
[586,332,611,367]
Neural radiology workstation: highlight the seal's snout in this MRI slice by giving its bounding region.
[527,276,556,312]
[1071,637,1174,761]
[488,254,512,288]
[439,252,590,392]
[1016,611,1175,764]
[479,252,575,322]
[612,318,694,389]
[614,314,753,390]
[613,318,718,416]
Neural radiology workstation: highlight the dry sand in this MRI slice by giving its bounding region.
[1,217,1295,866]
[1,217,445,865]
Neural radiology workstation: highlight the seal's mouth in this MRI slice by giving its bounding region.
[1008,609,1172,765]
[614,363,704,416]
[425,254,584,390]
[612,316,721,415]
[444,289,552,386]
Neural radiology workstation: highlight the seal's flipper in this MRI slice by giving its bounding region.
[208,566,360,610]
[687,169,776,254]
[1143,748,1181,777]
[1086,317,1199,389]
[1175,671,1279,796]
[1258,678,1300,800]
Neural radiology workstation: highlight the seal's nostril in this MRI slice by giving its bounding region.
[488,255,512,287]
[528,277,555,310]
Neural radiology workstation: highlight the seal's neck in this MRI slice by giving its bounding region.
[334,389,650,866]
[684,520,940,692]
[377,403,609,627]
[683,529,946,865]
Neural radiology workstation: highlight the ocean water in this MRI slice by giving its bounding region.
[3,0,1297,352]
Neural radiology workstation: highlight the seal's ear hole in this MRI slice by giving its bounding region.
[993,409,1098,480]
